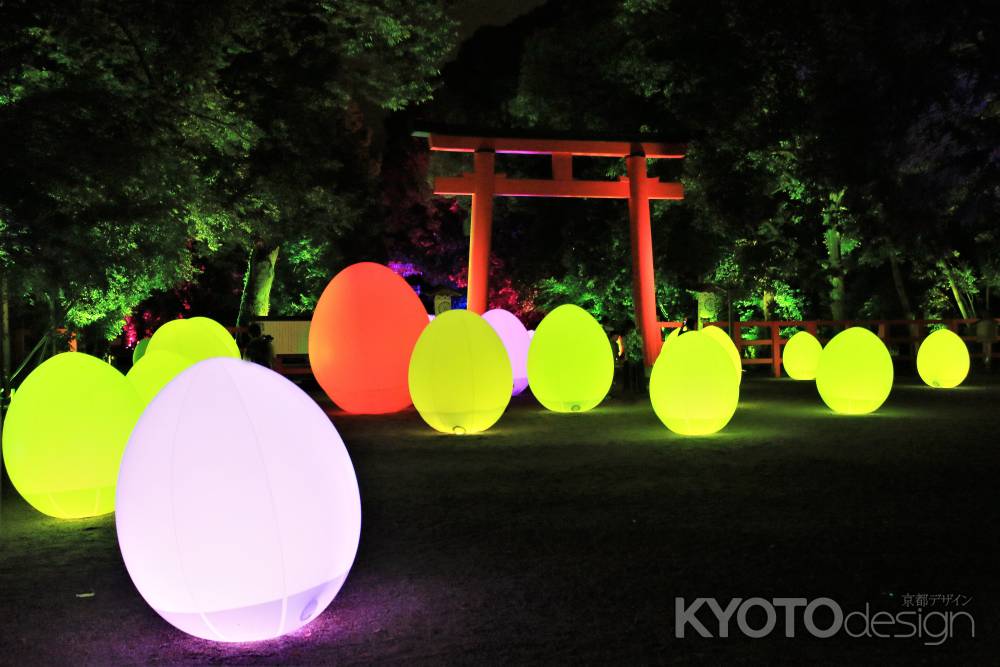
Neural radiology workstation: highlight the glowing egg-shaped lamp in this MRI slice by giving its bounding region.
[649,330,739,435]
[309,262,427,414]
[126,350,191,407]
[116,358,361,642]
[528,304,613,412]
[701,325,742,384]
[916,328,969,388]
[192,316,242,354]
[2,352,141,518]
[783,330,823,380]
[653,327,681,365]
[816,327,893,414]
[147,317,239,367]
[133,337,151,364]
[408,310,512,434]
[482,308,530,395]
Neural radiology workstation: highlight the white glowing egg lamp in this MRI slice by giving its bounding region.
[116,358,361,642]
[482,309,530,395]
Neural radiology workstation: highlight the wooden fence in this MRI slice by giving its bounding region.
[658,318,1000,378]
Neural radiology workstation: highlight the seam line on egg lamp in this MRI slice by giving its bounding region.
[165,378,212,639]
[229,361,292,637]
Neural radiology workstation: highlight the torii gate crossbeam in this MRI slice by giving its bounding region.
[416,130,686,368]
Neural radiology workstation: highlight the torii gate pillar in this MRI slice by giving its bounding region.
[467,150,495,315]
[626,155,663,367]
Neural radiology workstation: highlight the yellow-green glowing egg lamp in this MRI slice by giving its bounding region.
[147,317,239,368]
[916,328,969,388]
[649,330,739,435]
[1,352,142,518]
[408,309,512,434]
[782,330,823,380]
[653,325,685,366]
[816,327,893,414]
[126,350,191,407]
[133,337,151,365]
[701,325,742,384]
[527,304,613,413]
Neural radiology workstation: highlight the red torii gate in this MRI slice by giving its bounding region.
[415,129,685,367]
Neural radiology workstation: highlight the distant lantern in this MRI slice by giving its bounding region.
[408,310,512,434]
[528,304,613,412]
[2,352,141,518]
[917,328,969,388]
[701,325,742,383]
[783,330,823,380]
[482,308,530,395]
[116,359,361,642]
[309,262,427,414]
[649,330,739,435]
[126,351,191,407]
[816,327,893,414]
[133,337,151,365]
[147,317,240,368]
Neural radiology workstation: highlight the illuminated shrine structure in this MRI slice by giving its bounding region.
[417,127,685,367]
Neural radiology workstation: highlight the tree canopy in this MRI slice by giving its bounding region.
[391,0,999,343]
[2,0,998,367]
[0,0,456,348]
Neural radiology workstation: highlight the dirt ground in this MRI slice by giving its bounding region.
[1,373,998,664]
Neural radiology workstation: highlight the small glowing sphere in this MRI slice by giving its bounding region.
[133,337,151,364]
[482,308,530,395]
[2,352,141,518]
[309,262,427,414]
[527,304,613,413]
[116,359,361,642]
[147,317,239,367]
[917,328,969,388]
[649,331,739,435]
[816,327,893,414]
[783,331,823,380]
[408,310,512,434]
[701,325,742,383]
[126,351,191,407]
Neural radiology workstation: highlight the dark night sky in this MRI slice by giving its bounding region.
[449,0,548,41]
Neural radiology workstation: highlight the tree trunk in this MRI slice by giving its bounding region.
[887,250,914,319]
[1,274,10,401]
[761,289,775,322]
[938,259,974,319]
[825,228,847,321]
[45,291,58,359]
[886,246,918,363]
[239,242,280,323]
[0,273,8,495]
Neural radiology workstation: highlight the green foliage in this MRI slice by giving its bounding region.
[476,0,1000,324]
[0,0,248,338]
[0,0,457,340]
